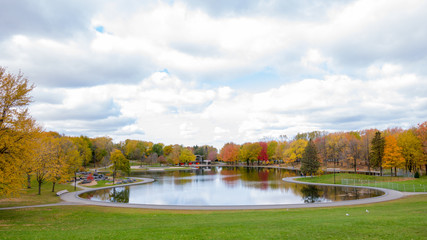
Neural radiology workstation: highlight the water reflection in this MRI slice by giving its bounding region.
[80,167,384,206]
[301,185,322,203]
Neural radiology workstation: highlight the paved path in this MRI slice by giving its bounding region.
[2,176,425,211]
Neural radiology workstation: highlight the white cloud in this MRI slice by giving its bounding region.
[2,0,427,149]
[29,66,426,149]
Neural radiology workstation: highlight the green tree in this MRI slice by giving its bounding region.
[110,149,130,184]
[301,139,320,176]
[370,131,385,176]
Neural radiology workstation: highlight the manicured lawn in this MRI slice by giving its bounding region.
[83,179,142,188]
[0,179,78,208]
[0,195,426,239]
[298,174,427,192]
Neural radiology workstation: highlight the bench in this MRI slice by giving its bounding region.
[56,190,69,196]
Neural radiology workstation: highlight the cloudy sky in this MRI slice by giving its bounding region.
[1,0,426,148]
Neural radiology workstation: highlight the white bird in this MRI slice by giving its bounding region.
[346,213,349,216]
[366,209,369,213]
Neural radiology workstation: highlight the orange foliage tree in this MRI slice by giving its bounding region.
[219,143,240,164]
[382,135,405,176]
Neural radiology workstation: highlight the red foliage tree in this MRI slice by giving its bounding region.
[258,142,268,164]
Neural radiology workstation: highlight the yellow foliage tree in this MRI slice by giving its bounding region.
[33,134,56,195]
[0,67,40,197]
[382,135,405,177]
[110,149,130,184]
[398,129,424,173]
[284,139,308,167]
[239,142,262,165]
[179,148,196,164]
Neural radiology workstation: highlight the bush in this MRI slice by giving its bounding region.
[414,171,420,178]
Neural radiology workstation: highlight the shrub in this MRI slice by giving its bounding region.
[87,174,94,181]
[414,171,420,178]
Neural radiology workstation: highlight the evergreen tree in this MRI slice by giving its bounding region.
[301,139,320,176]
[370,131,385,176]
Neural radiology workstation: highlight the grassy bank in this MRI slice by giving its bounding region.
[298,173,427,192]
[0,195,426,239]
[0,179,77,208]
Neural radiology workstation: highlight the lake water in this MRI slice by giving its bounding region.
[79,167,384,206]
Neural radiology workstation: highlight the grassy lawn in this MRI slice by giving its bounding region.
[0,179,78,208]
[298,173,427,192]
[83,179,143,188]
[0,195,425,239]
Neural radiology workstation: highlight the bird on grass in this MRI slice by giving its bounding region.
[366,209,369,213]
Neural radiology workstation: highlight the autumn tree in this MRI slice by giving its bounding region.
[284,139,307,167]
[61,137,82,191]
[239,142,262,165]
[257,142,268,164]
[32,134,56,195]
[382,135,405,176]
[0,67,40,196]
[415,121,427,172]
[167,145,181,165]
[207,146,218,161]
[219,142,240,164]
[267,141,278,163]
[301,139,320,176]
[397,129,424,174]
[345,132,362,173]
[370,131,385,176]
[110,149,130,184]
[91,137,113,168]
[179,148,196,164]
[163,145,173,156]
[360,129,377,173]
[70,136,92,168]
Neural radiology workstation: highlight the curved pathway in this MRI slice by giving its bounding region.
[2,176,423,210]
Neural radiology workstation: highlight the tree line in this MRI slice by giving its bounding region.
[219,126,426,176]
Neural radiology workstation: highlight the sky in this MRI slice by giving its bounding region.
[1,0,426,149]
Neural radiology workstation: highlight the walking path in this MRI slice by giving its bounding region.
[2,176,425,211]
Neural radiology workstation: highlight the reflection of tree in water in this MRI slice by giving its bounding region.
[110,187,130,203]
[220,168,240,186]
[301,185,322,203]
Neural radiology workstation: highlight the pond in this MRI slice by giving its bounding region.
[79,167,384,206]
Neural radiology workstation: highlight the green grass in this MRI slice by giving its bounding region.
[0,195,426,239]
[298,173,427,192]
[83,179,143,188]
[0,179,78,208]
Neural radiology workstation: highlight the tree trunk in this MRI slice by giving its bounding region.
[38,181,42,195]
[354,159,357,174]
[113,171,116,184]
[27,174,31,189]
[74,172,77,191]
[52,182,56,192]
[380,166,383,176]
